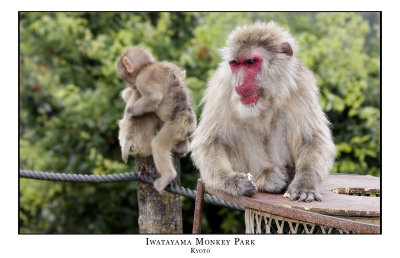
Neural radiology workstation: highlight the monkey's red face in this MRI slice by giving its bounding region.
[229,49,264,105]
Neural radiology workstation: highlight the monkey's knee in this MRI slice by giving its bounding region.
[172,140,189,158]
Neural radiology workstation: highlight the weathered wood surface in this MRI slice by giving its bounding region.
[135,156,183,233]
[252,173,380,217]
[208,173,380,218]
[205,174,380,233]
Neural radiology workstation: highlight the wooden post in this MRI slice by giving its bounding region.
[135,156,183,233]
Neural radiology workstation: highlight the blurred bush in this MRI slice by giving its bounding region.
[19,12,380,233]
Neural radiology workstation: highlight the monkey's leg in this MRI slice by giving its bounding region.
[172,111,196,158]
[134,114,160,156]
[255,167,289,193]
[194,143,256,197]
[285,168,323,202]
[285,134,333,202]
[122,88,141,120]
[151,122,183,192]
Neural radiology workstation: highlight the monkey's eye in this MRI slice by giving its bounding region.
[230,60,240,66]
[246,59,257,65]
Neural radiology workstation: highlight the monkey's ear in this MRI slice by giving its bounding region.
[280,42,293,57]
[122,56,135,73]
[181,70,186,79]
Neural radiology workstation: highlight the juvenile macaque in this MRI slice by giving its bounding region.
[191,22,336,202]
[117,46,196,192]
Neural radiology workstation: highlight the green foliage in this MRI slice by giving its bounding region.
[19,12,380,234]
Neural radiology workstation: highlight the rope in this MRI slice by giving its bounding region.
[19,170,139,183]
[19,170,245,211]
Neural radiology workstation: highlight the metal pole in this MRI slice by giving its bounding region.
[192,179,205,234]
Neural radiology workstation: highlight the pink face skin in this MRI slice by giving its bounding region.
[229,49,264,105]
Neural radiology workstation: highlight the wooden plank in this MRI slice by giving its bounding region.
[251,173,380,217]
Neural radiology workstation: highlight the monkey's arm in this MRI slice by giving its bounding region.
[192,142,256,197]
[286,127,335,202]
[121,87,136,102]
[121,88,143,119]
[125,92,163,117]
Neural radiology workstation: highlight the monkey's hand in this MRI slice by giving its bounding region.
[284,182,322,202]
[125,106,140,118]
[126,94,162,118]
[233,173,257,197]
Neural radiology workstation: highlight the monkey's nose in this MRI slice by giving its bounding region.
[235,84,254,96]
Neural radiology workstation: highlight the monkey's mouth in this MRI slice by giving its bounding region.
[237,91,260,105]
[240,93,260,105]
[235,84,260,105]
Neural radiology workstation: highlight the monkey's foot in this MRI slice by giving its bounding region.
[120,139,140,162]
[153,171,177,193]
[234,173,257,197]
[284,184,322,202]
[120,137,132,163]
[258,167,288,193]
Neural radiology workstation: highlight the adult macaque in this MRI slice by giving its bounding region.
[191,22,336,202]
[117,46,196,192]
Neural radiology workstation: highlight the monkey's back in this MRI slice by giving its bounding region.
[137,62,195,125]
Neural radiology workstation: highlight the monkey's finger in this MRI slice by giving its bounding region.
[283,192,291,198]
[304,193,315,202]
[298,192,308,202]
[289,192,298,201]
[314,193,323,202]
[237,173,248,179]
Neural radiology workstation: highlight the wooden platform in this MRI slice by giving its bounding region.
[196,173,381,233]
[252,173,380,218]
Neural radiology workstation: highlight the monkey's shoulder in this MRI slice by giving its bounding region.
[139,62,183,84]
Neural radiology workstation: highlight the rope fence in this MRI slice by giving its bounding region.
[19,169,245,211]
